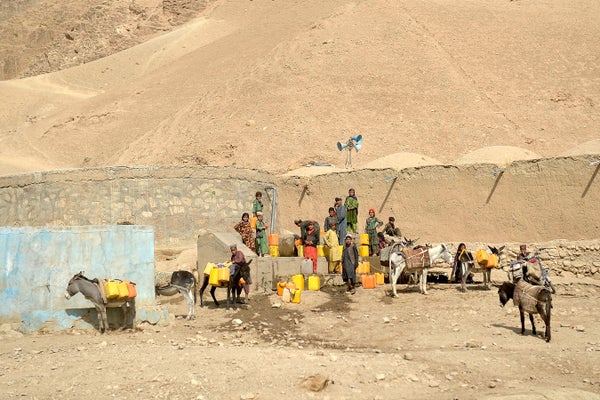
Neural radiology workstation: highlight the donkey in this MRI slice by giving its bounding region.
[459,245,505,292]
[389,243,453,296]
[199,260,251,310]
[155,270,197,320]
[65,272,135,333]
[498,280,552,342]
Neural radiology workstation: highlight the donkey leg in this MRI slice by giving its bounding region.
[421,269,428,295]
[543,302,551,342]
[484,270,491,290]
[187,289,196,319]
[97,304,108,333]
[95,306,104,333]
[519,309,526,335]
[536,302,551,341]
[210,286,219,307]
[390,268,398,297]
[199,279,209,308]
[226,284,231,310]
[546,297,552,342]
[460,264,467,292]
[529,313,537,335]
[181,289,194,319]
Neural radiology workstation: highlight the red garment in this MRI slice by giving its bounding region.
[304,245,318,274]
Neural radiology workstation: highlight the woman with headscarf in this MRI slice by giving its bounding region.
[365,208,384,256]
[302,220,319,273]
[344,188,359,233]
[452,243,473,283]
[234,212,256,253]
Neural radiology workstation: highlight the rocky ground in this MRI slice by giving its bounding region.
[1,270,599,400]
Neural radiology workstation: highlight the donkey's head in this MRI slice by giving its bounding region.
[498,281,515,308]
[65,271,85,299]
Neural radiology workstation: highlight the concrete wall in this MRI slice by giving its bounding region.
[0,225,154,331]
[197,231,330,295]
[0,166,276,247]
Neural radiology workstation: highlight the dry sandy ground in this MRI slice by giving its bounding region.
[1,270,599,400]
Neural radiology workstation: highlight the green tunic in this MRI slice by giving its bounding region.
[344,196,359,233]
[365,216,383,255]
[252,199,263,215]
[255,219,268,256]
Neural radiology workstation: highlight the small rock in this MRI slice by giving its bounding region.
[245,120,255,127]
[232,319,243,325]
[465,339,482,348]
[429,381,440,388]
[240,393,255,400]
[575,325,585,332]
[383,317,391,323]
[301,374,329,392]
[403,353,414,361]
[376,373,386,381]
[272,303,282,308]
[489,382,497,388]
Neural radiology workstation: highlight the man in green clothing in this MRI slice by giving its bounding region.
[383,216,402,244]
[344,188,359,233]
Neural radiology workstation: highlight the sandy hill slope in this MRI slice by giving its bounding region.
[0,0,599,175]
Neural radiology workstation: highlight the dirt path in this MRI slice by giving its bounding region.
[1,274,599,399]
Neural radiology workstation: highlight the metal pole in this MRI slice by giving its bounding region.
[264,186,277,234]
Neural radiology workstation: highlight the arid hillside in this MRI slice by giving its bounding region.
[0,0,599,175]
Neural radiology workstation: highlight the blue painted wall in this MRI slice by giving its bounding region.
[0,225,155,332]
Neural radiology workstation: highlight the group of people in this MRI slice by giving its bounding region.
[294,188,405,294]
[232,190,536,297]
[233,191,269,257]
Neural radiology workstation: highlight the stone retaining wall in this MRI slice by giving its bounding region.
[448,240,600,278]
[0,166,276,246]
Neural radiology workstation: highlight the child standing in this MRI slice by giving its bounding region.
[254,212,269,257]
[342,234,358,294]
[252,191,264,217]
[323,221,341,273]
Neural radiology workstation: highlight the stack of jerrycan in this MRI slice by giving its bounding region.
[359,233,370,257]
[268,234,279,257]
[105,279,136,300]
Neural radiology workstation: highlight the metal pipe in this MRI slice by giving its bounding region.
[264,186,277,234]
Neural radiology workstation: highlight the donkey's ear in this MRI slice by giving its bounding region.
[499,245,506,253]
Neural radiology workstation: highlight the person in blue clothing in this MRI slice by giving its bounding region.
[334,196,347,245]
[341,234,358,294]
